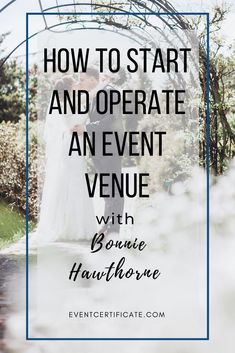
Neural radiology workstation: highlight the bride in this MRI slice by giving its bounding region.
[37,75,97,242]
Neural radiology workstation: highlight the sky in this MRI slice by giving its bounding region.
[0,0,234,64]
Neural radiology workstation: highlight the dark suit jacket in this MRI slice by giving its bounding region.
[86,84,123,164]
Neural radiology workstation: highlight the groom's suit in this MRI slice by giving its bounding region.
[86,83,124,233]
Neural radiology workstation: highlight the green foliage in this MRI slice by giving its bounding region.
[0,200,25,248]
[0,59,25,122]
[0,201,27,249]
[193,5,235,174]
[0,4,234,229]
[0,117,38,219]
[28,64,38,121]
[0,33,38,123]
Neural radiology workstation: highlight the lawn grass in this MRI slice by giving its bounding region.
[0,201,35,249]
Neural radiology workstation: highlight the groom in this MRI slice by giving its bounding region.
[73,67,124,235]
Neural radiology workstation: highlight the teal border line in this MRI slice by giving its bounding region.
[25,11,210,341]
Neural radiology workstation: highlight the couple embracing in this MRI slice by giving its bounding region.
[38,67,124,242]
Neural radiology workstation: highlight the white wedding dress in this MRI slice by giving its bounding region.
[37,109,97,243]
